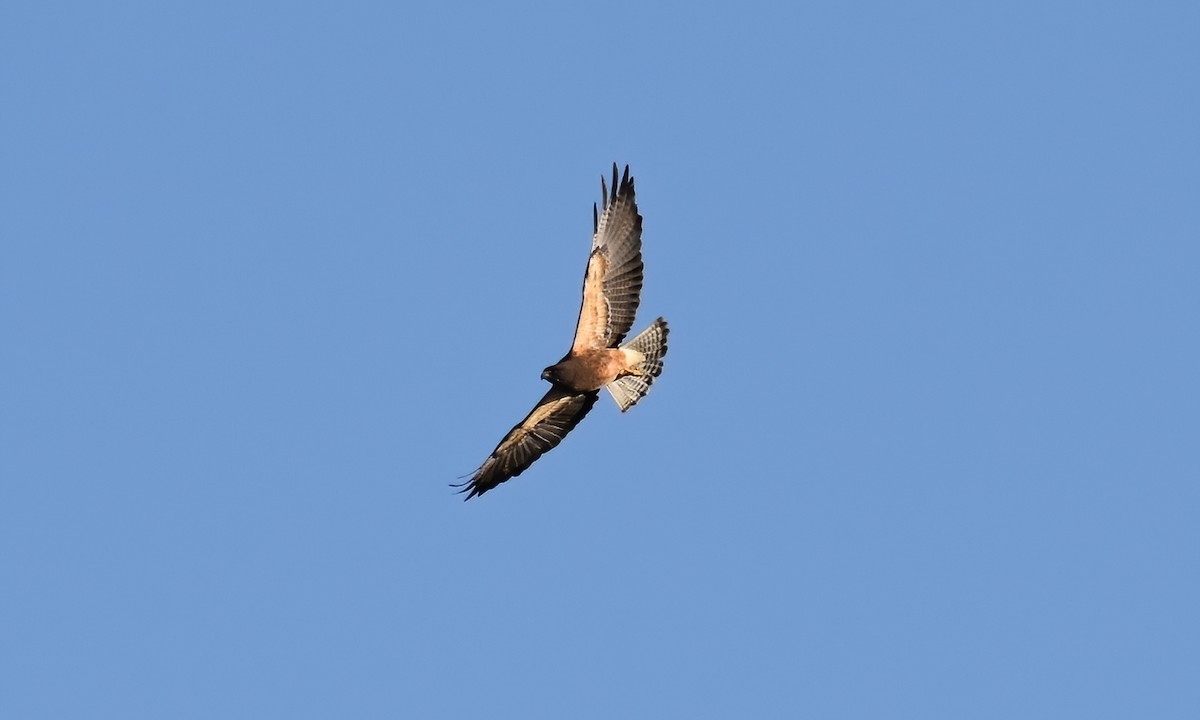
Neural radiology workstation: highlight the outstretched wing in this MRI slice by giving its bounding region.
[456,386,600,499]
[571,164,644,352]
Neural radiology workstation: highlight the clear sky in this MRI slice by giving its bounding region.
[2,1,1198,718]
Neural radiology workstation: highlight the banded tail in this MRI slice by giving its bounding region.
[606,317,669,412]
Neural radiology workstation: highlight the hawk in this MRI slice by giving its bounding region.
[457,164,669,499]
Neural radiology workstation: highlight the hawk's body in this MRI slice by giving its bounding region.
[544,347,635,392]
[457,164,669,499]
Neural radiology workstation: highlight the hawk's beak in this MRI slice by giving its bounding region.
[541,369,553,382]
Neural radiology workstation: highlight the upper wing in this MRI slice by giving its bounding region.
[456,386,600,499]
[571,164,644,352]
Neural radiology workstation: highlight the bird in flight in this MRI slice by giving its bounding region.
[456,164,669,499]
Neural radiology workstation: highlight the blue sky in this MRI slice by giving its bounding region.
[2,1,1198,717]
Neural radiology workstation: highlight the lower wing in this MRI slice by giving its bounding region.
[456,386,599,499]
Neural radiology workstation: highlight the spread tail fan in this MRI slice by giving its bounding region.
[606,317,669,412]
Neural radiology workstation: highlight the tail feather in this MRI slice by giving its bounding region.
[606,317,669,412]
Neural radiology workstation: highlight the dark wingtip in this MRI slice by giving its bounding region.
[599,163,634,214]
[593,202,599,234]
[450,474,484,500]
[615,163,634,198]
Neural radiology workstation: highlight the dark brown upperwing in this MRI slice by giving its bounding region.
[456,386,600,499]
